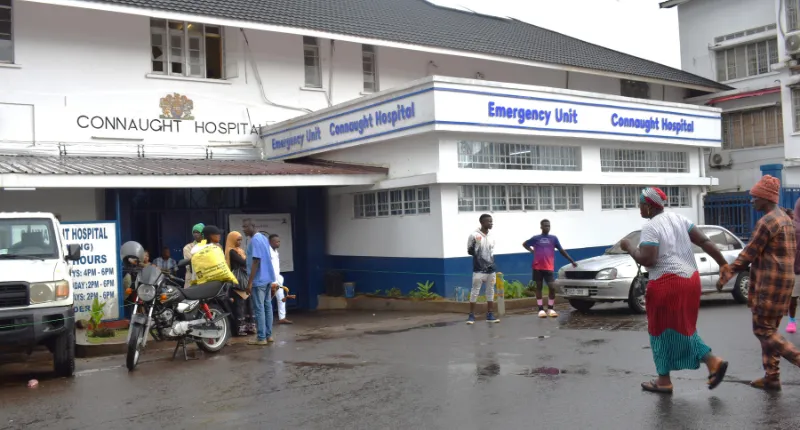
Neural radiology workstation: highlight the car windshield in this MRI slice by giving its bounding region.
[606,230,641,255]
[0,218,59,259]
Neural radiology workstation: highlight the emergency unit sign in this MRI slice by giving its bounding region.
[61,222,120,320]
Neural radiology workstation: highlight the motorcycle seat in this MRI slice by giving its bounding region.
[181,281,224,300]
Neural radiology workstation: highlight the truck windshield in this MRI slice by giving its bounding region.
[606,230,642,255]
[0,218,59,259]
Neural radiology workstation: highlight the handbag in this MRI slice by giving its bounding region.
[232,267,249,291]
[634,264,648,297]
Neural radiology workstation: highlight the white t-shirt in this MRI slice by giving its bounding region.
[639,211,698,280]
[271,247,284,285]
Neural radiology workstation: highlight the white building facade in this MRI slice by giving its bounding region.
[663,0,800,191]
[0,0,726,307]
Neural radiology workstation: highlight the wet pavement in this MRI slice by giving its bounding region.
[3,298,800,429]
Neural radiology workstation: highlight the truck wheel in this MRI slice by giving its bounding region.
[53,329,75,377]
[732,273,749,304]
[628,278,646,314]
[568,299,595,313]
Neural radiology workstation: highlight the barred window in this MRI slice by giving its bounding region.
[354,187,430,218]
[458,141,580,171]
[600,148,689,173]
[722,106,784,148]
[458,185,582,212]
[715,39,778,82]
[601,186,691,209]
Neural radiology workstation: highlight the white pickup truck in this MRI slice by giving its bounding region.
[0,212,81,376]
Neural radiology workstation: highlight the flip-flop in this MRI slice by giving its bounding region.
[641,380,673,394]
[707,360,729,390]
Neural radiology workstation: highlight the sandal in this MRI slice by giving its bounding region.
[707,360,729,390]
[750,378,782,391]
[641,379,673,394]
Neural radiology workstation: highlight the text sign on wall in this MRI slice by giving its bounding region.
[61,222,120,320]
[228,214,294,272]
[262,90,436,159]
[434,88,722,144]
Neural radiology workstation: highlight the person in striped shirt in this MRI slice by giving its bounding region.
[621,187,729,394]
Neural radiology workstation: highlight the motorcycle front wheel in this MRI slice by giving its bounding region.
[126,323,145,371]
[196,303,230,353]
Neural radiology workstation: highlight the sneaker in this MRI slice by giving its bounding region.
[487,312,500,323]
[538,309,547,318]
[548,309,559,318]
[247,339,268,346]
[267,336,275,343]
[466,313,476,325]
[788,321,797,334]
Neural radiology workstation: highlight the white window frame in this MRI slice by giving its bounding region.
[457,185,583,213]
[793,88,800,132]
[715,39,778,82]
[354,187,430,219]
[303,36,322,88]
[600,185,691,210]
[0,0,13,64]
[787,0,800,32]
[150,19,225,79]
[362,44,378,93]
[721,106,784,149]
[457,141,581,171]
[600,148,689,173]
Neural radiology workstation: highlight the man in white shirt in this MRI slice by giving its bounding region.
[268,234,294,325]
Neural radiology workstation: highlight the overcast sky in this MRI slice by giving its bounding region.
[434,0,681,69]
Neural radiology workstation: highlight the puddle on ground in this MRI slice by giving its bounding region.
[287,361,368,370]
[519,335,550,340]
[365,321,461,335]
[579,339,608,347]
[327,353,359,359]
[559,314,648,332]
[518,367,561,376]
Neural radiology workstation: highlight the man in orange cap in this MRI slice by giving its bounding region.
[720,175,800,391]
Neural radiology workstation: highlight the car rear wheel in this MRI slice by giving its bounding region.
[732,273,749,304]
[568,299,595,313]
[628,277,646,314]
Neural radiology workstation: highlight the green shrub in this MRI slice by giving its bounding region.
[408,281,441,300]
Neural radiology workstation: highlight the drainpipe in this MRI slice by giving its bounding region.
[326,40,335,107]
[697,147,708,224]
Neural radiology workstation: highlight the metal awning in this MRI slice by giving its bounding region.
[0,155,387,188]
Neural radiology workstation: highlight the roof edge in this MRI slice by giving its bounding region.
[659,0,693,9]
[30,0,729,93]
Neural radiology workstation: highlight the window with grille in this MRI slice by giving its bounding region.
[457,185,582,212]
[620,80,650,99]
[600,148,689,173]
[0,0,12,63]
[788,0,800,32]
[362,45,378,93]
[354,187,430,219]
[303,36,322,88]
[457,141,581,171]
[793,89,800,132]
[150,19,224,79]
[721,106,784,149]
[601,186,691,209]
[715,39,778,82]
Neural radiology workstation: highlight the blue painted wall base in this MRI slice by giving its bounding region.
[329,245,610,300]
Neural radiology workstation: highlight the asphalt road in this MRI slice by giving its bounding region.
[2,298,800,430]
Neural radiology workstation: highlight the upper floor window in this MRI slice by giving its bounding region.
[150,19,224,79]
[788,0,800,32]
[362,45,378,93]
[0,0,12,63]
[722,106,784,149]
[303,36,322,88]
[792,89,800,132]
[458,141,581,171]
[620,80,650,99]
[600,148,689,173]
[715,39,778,82]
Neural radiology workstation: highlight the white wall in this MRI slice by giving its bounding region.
[0,189,104,221]
[440,184,699,258]
[0,2,698,160]
[312,135,440,179]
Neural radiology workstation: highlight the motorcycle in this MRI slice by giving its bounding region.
[126,259,232,371]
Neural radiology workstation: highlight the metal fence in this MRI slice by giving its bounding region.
[704,188,800,241]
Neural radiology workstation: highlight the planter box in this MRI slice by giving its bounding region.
[316,295,540,313]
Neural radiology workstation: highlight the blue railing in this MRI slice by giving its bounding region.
[704,188,800,241]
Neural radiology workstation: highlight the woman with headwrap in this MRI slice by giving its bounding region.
[620,187,730,394]
[226,231,255,336]
[182,223,204,288]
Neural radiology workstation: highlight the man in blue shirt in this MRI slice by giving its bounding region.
[243,219,277,346]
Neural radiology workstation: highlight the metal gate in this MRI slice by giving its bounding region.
[704,188,800,241]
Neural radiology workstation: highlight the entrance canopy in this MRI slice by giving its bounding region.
[0,155,387,188]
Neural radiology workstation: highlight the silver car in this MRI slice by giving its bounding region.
[554,225,750,314]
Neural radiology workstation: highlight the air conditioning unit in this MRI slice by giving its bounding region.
[709,150,731,168]
[786,31,800,56]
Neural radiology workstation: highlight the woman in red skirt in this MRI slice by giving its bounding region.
[620,187,730,393]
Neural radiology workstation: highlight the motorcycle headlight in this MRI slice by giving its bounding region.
[595,268,618,280]
[137,284,157,302]
[29,280,70,304]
